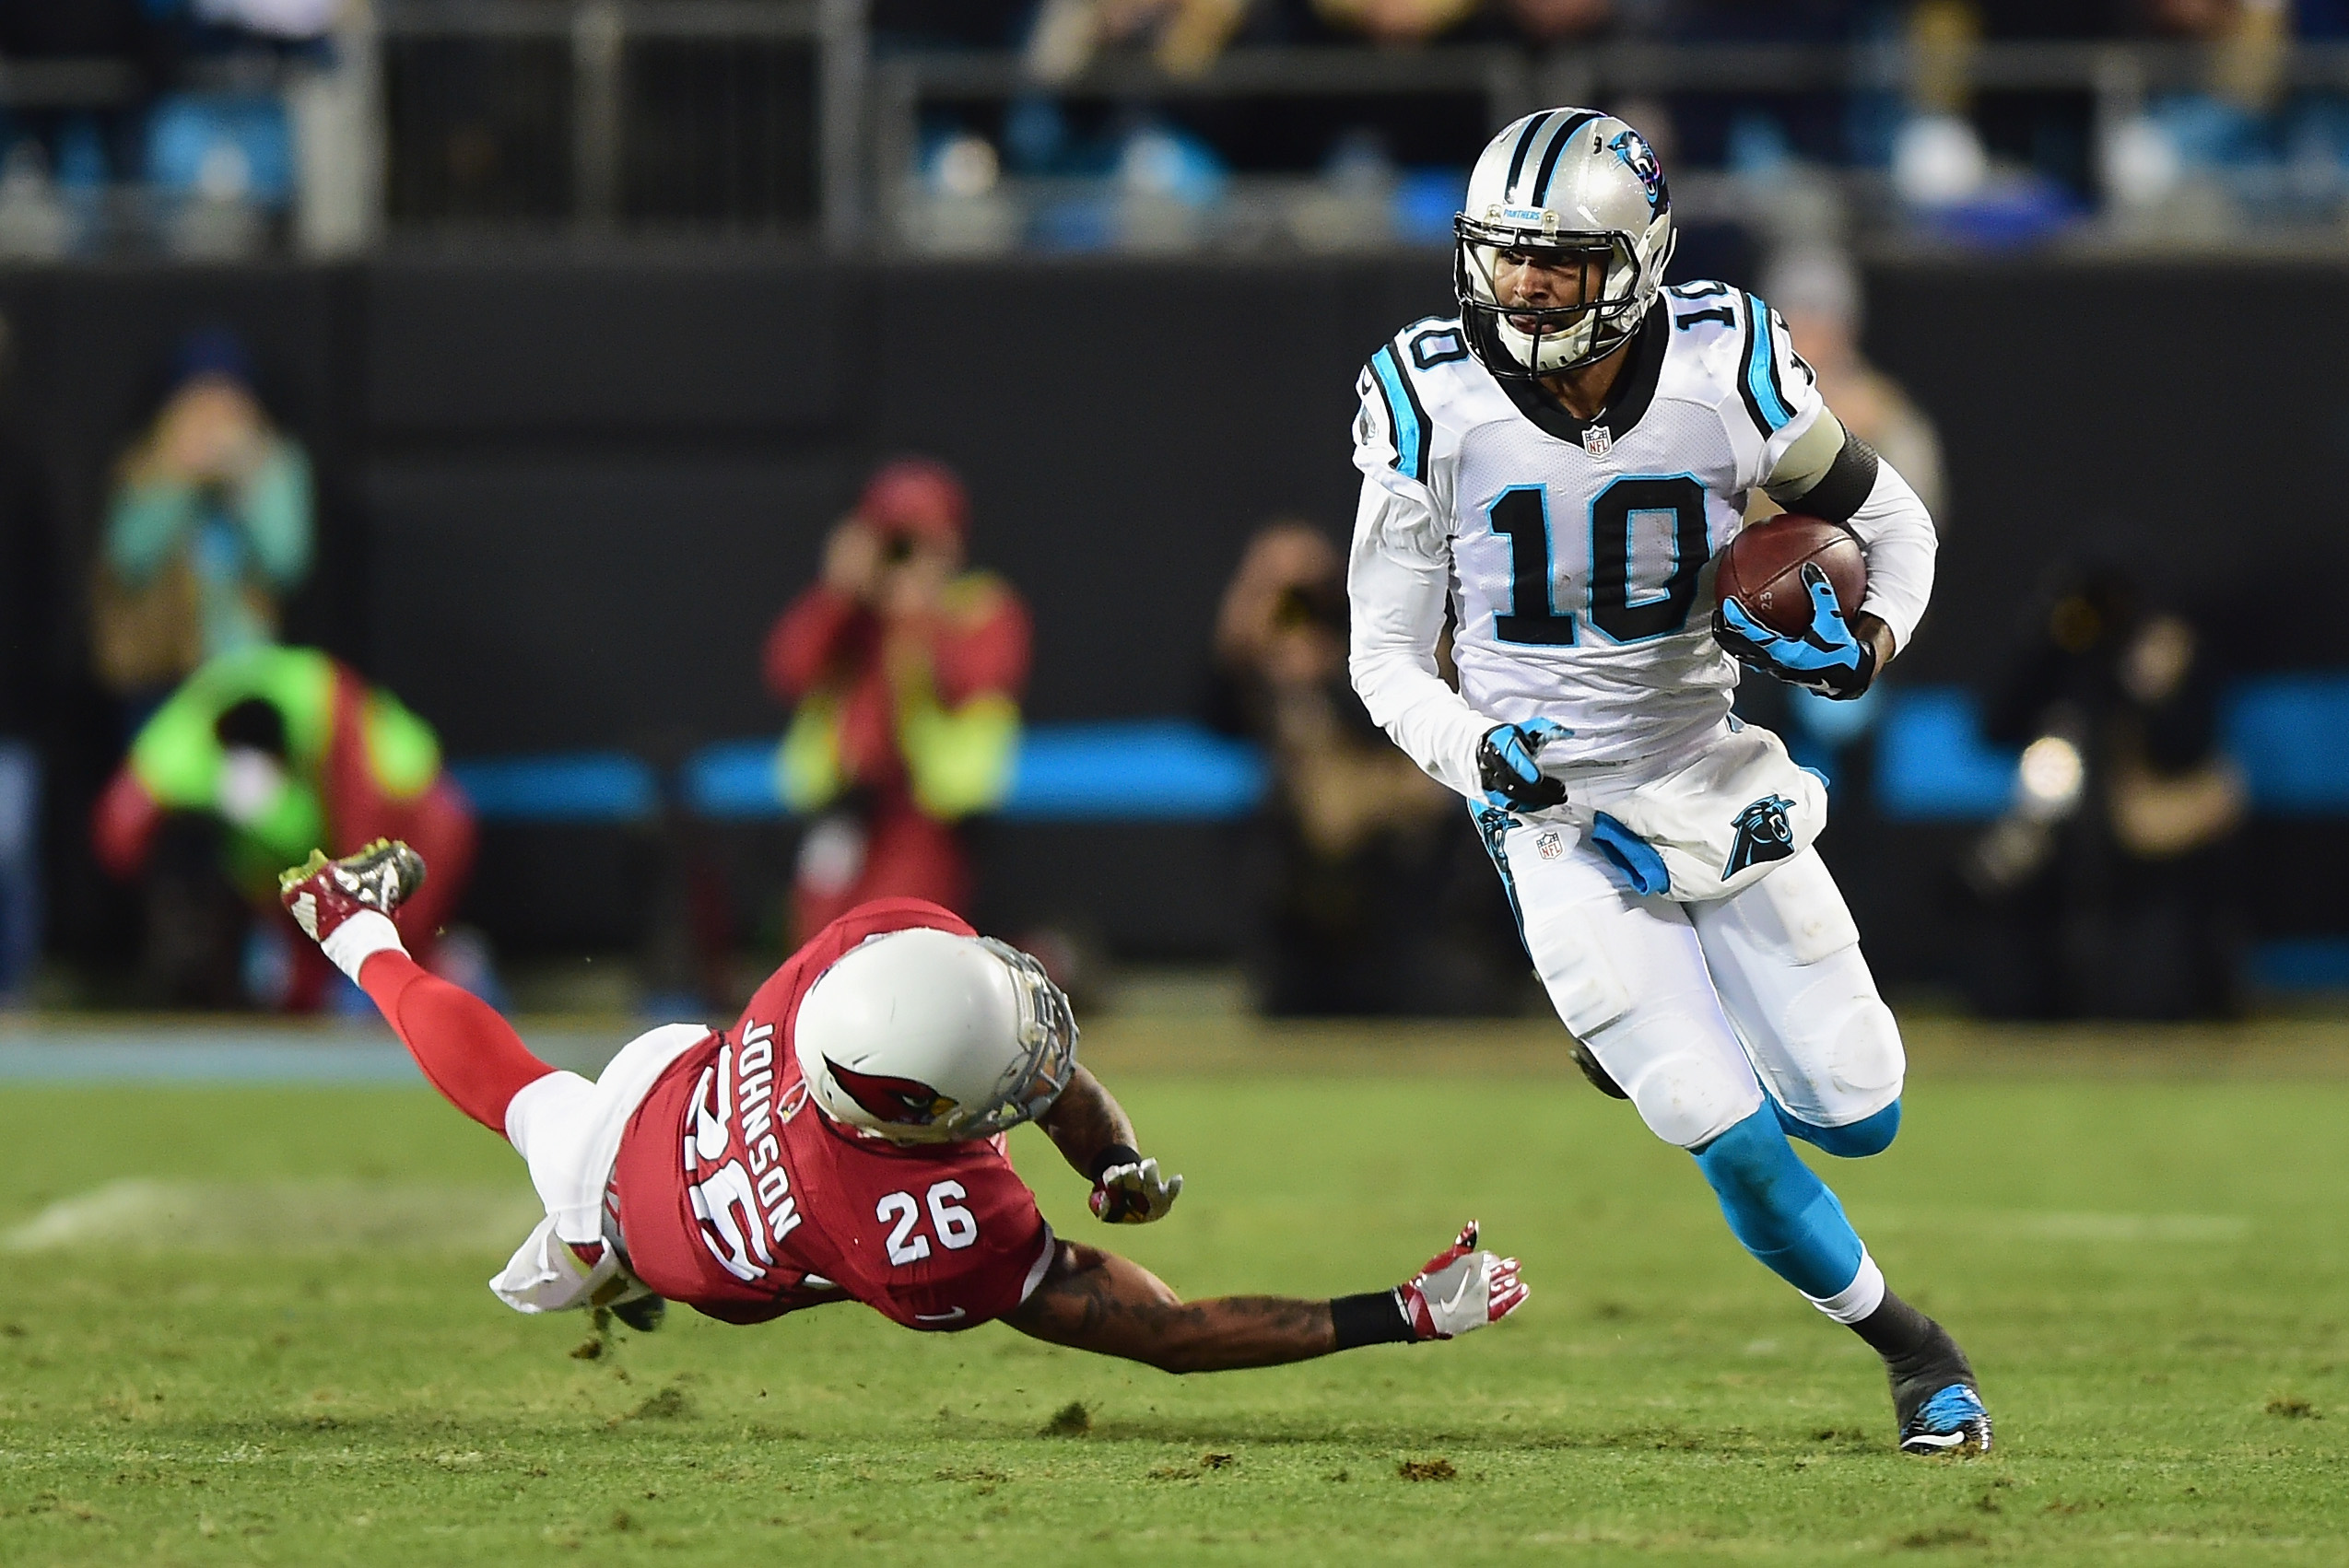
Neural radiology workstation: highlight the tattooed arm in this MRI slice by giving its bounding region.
[999,1239,1338,1373]
[1038,1067,1182,1223]
[1036,1065,1136,1180]
[998,1225,1531,1373]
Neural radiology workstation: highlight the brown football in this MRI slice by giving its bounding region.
[1714,513,1866,638]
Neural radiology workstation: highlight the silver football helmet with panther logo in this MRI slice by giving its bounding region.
[1455,108,1675,379]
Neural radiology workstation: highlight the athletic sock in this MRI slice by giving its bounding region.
[358,949,556,1135]
[1850,1285,1976,1414]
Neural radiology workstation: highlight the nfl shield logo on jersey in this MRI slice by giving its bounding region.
[1536,829,1565,860]
[1722,795,1796,880]
[1581,424,1614,459]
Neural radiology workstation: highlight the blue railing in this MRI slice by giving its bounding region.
[1873,672,2349,821]
[450,673,2349,828]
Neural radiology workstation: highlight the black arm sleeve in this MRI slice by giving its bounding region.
[1789,430,1881,525]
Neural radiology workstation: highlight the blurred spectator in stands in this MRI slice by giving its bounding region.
[90,646,476,1011]
[878,0,1037,52]
[1492,0,1617,46]
[1962,565,2246,1020]
[0,312,46,1005]
[1028,0,1251,80]
[765,459,1029,941]
[0,0,160,240]
[1209,521,1521,1015]
[1658,0,1860,170]
[1291,0,1483,46]
[92,328,313,723]
[1762,247,1944,516]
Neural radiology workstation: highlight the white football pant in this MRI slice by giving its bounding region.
[1494,823,1905,1150]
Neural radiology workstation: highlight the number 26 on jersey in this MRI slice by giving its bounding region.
[877,1181,981,1266]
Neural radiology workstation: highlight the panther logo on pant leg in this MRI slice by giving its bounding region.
[1722,794,1797,880]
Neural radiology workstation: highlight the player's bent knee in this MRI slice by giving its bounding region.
[1785,1096,1900,1158]
[1828,994,1906,1108]
[1621,1047,1762,1150]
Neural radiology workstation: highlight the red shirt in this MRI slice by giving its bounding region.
[760,578,1031,797]
[612,899,1054,1330]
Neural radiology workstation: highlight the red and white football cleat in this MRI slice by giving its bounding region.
[1397,1220,1529,1340]
[278,838,427,944]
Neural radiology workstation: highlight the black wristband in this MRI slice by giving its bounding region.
[1088,1143,1142,1184]
[1330,1289,1415,1350]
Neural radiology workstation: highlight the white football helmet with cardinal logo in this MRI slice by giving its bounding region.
[794,928,1077,1144]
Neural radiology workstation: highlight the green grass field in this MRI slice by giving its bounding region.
[2,1020,2348,1565]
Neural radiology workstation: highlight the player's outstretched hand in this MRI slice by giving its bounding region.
[1397,1221,1528,1340]
[1090,1155,1182,1224]
[1477,719,1572,813]
[1712,562,1877,700]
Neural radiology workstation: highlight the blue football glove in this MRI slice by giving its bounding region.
[1476,718,1572,813]
[1713,562,1878,700]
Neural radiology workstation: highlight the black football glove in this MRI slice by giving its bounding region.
[1477,719,1572,813]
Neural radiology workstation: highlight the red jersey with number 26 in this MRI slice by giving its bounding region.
[611,899,1054,1330]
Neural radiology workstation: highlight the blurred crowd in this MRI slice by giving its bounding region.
[16,0,2349,261]
[881,0,2333,55]
[897,0,2349,255]
[0,0,340,258]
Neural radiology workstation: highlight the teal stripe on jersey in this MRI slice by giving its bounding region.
[1742,296,1796,433]
[1369,345,1427,482]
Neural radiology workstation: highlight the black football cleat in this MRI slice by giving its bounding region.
[1888,1317,1992,1456]
[610,1293,666,1334]
[1571,1041,1628,1099]
[1897,1382,1992,1456]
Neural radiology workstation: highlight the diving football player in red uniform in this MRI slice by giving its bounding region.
[280,841,1528,1365]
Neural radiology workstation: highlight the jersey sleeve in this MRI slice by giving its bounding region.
[1351,333,1458,551]
[1722,293,1830,497]
[1346,333,1488,801]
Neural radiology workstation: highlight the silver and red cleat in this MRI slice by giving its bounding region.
[278,838,427,943]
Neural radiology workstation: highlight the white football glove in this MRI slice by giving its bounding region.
[1089,1155,1182,1224]
[1397,1221,1528,1340]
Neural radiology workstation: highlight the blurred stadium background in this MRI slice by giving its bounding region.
[2,0,2348,1027]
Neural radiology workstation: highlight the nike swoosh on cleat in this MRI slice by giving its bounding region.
[914,1308,967,1323]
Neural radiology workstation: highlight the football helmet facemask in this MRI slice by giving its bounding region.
[794,927,1077,1145]
[1455,108,1675,379]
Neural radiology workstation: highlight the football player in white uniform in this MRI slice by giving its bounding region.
[1346,108,1990,1455]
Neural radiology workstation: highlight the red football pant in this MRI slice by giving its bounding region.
[358,948,552,1136]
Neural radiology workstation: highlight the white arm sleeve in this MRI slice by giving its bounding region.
[1346,476,1488,801]
[1843,454,1936,655]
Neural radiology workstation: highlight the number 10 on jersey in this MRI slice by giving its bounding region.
[1490,474,1709,646]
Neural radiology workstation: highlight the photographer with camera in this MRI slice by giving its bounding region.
[1209,521,1518,1016]
[763,459,1030,941]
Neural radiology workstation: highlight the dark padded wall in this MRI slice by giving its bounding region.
[364,457,852,755]
[1866,259,2349,673]
[7,252,2343,969]
[863,259,1451,720]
